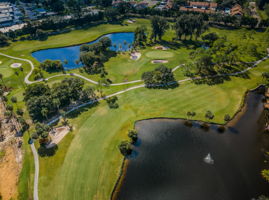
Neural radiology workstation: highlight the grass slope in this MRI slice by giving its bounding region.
[38,59,269,200]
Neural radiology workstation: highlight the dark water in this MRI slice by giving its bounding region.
[32,32,134,70]
[117,92,269,200]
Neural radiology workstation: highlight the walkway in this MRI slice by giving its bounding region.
[0,52,268,200]
[0,52,184,86]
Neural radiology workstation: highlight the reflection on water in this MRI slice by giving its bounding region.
[32,32,134,70]
[117,92,269,200]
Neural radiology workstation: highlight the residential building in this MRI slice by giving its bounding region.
[180,1,218,14]
[230,4,243,16]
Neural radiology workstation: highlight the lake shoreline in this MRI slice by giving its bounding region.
[31,31,134,54]
[111,84,266,200]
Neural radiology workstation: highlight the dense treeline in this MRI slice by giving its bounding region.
[24,77,97,121]
[40,59,63,72]
[79,37,112,75]
[2,0,269,45]
[175,14,208,40]
[182,30,266,81]
[142,65,177,88]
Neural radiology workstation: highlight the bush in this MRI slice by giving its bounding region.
[224,114,231,122]
[40,60,64,72]
[11,96,17,103]
[6,104,13,111]
[16,108,24,116]
[106,96,119,109]
[118,141,132,156]
[128,130,138,144]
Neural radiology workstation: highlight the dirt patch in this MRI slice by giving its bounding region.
[151,60,169,64]
[47,126,70,148]
[0,147,21,200]
[0,101,23,200]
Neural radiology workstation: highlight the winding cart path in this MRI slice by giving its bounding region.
[0,52,268,200]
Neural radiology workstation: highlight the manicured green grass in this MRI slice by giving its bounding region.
[145,50,175,58]
[1,17,268,200]
[38,59,269,200]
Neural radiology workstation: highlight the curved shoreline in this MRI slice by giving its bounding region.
[110,84,266,200]
[0,50,267,200]
[31,31,134,54]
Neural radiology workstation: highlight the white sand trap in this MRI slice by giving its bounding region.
[46,126,70,148]
[10,63,22,68]
[0,61,2,64]
[151,60,169,64]
[154,46,169,50]
[127,20,134,24]
[130,52,141,60]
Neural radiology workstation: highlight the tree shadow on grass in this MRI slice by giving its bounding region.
[38,145,58,157]
[67,102,99,119]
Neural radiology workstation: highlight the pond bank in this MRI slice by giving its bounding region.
[112,87,269,200]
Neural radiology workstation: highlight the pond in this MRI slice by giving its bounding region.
[32,32,134,70]
[116,91,269,200]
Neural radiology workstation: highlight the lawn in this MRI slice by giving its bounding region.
[0,17,268,200]
[38,59,269,200]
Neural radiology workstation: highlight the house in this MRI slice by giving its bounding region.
[180,1,218,14]
[134,2,149,9]
[230,4,243,16]
[0,3,13,24]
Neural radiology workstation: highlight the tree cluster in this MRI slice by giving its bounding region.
[150,16,169,41]
[118,129,138,156]
[134,26,147,47]
[187,35,245,77]
[24,78,96,121]
[0,33,9,47]
[175,14,208,40]
[80,37,112,74]
[40,59,64,72]
[142,65,177,88]
[106,96,119,109]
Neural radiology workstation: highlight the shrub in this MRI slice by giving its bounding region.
[11,96,17,103]
[118,141,132,156]
[128,130,138,144]
[6,104,13,111]
[16,108,24,116]
[106,96,119,109]
[224,114,231,122]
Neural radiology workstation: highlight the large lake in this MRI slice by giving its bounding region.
[32,32,134,70]
[116,91,269,200]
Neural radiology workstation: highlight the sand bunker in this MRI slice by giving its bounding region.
[151,60,168,64]
[154,46,169,50]
[0,61,2,64]
[130,52,141,60]
[126,19,136,24]
[46,126,70,148]
[10,63,22,68]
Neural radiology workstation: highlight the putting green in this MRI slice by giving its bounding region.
[145,50,175,59]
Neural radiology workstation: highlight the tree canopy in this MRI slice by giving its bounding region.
[24,78,97,121]
[40,59,64,72]
[150,16,169,41]
[142,65,177,88]
[80,37,112,74]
